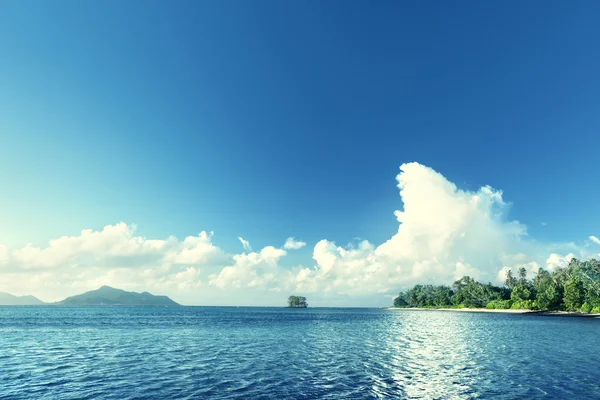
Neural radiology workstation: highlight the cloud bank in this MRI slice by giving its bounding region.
[0,163,593,305]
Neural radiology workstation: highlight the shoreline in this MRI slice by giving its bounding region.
[386,307,600,318]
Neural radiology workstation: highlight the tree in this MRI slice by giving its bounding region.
[518,267,528,285]
[393,295,408,307]
[507,268,536,308]
[510,285,532,303]
[287,295,308,308]
[390,259,600,312]
[577,259,600,307]
[535,268,561,310]
[504,270,518,289]
[433,285,453,306]
[563,276,585,311]
[451,277,503,308]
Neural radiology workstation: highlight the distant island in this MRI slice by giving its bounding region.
[0,286,179,306]
[58,286,180,306]
[392,258,600,313]
[287,295,308,308]
[0,292,45,306]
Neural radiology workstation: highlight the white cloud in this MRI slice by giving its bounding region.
[167,267,202,290]
[284,237,306,250]
[208,246,286,289]
[497,266,512,283]
[237,236,252,252]
[545,253,575,272]
[590,236,600,245]
[10,223,173,269]
[6,224,224,271]
[0,223,227,301]
[165,232,222,265]
[0,162,594,305]
[288,162,533,296]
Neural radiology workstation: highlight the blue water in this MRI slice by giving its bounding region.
[0,307,599,399]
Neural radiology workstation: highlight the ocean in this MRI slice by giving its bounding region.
[0,306,598,399]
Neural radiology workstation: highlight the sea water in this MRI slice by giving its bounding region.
[0,306,598,399]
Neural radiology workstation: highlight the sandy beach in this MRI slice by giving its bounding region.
[386,307,600,317]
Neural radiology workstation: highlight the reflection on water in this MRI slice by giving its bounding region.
[0,307,599,399]
[385,311,476,398]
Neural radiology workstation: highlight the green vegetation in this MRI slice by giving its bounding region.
[393,258,600,313]
[287,295,308,308]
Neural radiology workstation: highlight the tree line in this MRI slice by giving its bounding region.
[393,258,600,312]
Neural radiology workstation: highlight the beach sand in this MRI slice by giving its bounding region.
[386,307,529,313]
[386,307,600,317]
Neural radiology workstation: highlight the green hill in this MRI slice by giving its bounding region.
[57,286,180,306]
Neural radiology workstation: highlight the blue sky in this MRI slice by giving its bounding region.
[1,1,599,305]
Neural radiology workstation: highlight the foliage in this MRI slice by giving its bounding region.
[392,258,600,313]
[534,268,561,310]
[287,295,308,308]
[394,285,454,308]
[511,300,536,310]
[486,300,512,309]
[580,302,593,313]
[510,285,533,303]
[393,296,408,307]
[393,277,504,309]
[563,276,585,311]
[451,277,505,308]
[504,270,518,289]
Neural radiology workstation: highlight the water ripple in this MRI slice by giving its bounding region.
[0,307,599,399]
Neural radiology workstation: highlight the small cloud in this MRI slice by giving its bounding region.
[541,222,547,226]
[237,237,252,252]
[590,236,600,246]
[284,237,306,250]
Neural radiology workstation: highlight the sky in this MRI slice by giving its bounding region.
[1,1,600,306]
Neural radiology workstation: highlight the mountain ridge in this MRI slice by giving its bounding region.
[0,292,45,306]
[57,286,180,306]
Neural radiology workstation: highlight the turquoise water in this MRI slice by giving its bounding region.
[0,307,598,399]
